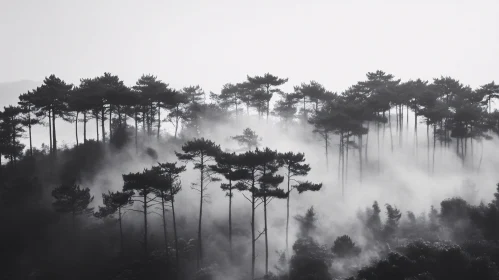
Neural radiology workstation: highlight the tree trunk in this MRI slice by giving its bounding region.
[432,125,436,174]
[143,111,146,135]
[345,134,349,185]
[389,112,394,153]
[161,193,169,256]
[52,109,57,154]
[341,132,345,198]
[427,123,430,174]
[75,111,79,146]
[28,113,32,156]
[264,194,269,275]
[171,188,180,273]
[109,107,112,140]
[175,106,180,138]
[266,85,270,122]
[101,107,105,143]
[83,112,87,143]
[377,122,380,174]
[95,115,99,142]
[134,111,138,153]
[157,105,161,139]
[359,134,363,183]
[251,173,256,280]
[365,126,369,164]
[229,181,233,260]
[197,156,204,269]
[414,112,418,155]
[49,111,52,153]
[286,167,290,253]
[143,191,148,256]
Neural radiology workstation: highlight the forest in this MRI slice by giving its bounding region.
[0,71,499,280]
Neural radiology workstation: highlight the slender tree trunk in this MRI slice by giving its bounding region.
[264,194,269,275]
[161,193,169,255]
[52,109,57,154]
[365,125,369,164]
[28,114,32,156]
[143,192,148,256]
[157,105,161,139]
[75,111,79,146]
[134,112,138,152]
[377,122,380,174]
[251,173,256,280]
[345,134,349,184]
[338,136,342,181]
[101,107,105,143]
[175,106,180,138]
[341,132,345,198]
[83,112,87,143]
[228,181,233,260]
[143,111,146,135]
[432,125,436,174]
[109,107,112,140]
[414,112,418,155]
[389,113,394,153]
[383,111,386,143]
[171,189,179,273]
[286,167,291,253]
[48,111,52,153]
[359,134,363,183]
[427,123,430,174]
[197,157,204,269]
[95,115,99,141]
[399,105,403,148]
[266,85,270,122]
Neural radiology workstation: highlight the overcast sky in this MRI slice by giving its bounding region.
[1,0,499,93]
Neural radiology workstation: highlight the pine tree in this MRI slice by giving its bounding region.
[247,73,288,121]
[52,183,94,229]
[156,162,186,272]
[94,190,134,254]
[278,151,322,253]
[122,168,160,256]
[209,152,249,260]
[175,138,221,268]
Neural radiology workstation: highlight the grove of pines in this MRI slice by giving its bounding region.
[1,71,499,280]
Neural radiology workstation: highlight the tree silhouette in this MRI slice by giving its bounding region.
[32,75,73,154]
[175,138,221,268]
[231,127,261,151]
[52,183,94,229]
[278,151,322,253]
[331,235,361,258]
[247,73,288,121]
[94,190,134,253]
[209,152,249,260]
[294,81,329,120]
[0,106,25,165]
[122,168,161,256]
[237,147,287,276]
[156,161,186,271]
[18,91,40,155]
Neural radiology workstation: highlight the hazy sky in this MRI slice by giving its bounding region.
[1,0,499,93]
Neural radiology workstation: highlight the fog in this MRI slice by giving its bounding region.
[24,107,494,277]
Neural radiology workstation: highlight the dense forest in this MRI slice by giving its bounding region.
[1,71,499,280]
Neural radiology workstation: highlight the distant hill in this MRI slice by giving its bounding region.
[0,80,41,107]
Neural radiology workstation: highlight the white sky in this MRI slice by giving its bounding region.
[1,0,499,93]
